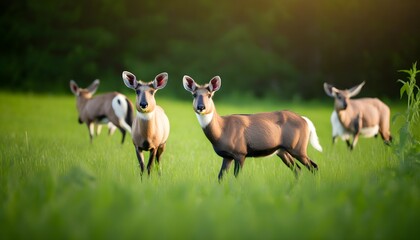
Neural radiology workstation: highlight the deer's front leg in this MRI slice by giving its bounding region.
[351,114,362,150]
[135,147,145,174]
[87,122,94,143]
[147,148,157,175]
[218,158,233,181]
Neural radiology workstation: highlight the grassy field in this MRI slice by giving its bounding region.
[0,92,418,240]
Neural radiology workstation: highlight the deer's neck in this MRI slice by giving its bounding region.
[196,109,224,143]
[337,106,355,130]
[136,110,156,135]
[76,97,89,113]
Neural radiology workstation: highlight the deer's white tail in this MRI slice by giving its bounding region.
[302,116,323,152]
[112,94,132,134]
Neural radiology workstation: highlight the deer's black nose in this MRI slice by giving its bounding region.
[140,102,148,109]
[197,104,205,112]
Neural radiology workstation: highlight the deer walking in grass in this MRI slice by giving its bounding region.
[70,79,133,143]
[122,71,170,176]
[324,81,392,150]
[183,75,322,181]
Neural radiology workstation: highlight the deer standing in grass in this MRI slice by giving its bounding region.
[183,75,323,181]
[324,81,392,150]
[122,71,170,175]
[70,79,133,143]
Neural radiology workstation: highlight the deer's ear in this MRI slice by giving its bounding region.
[209,76,221,92]
[323,82,335,98]
[348,81,365,97]
[87,79,100,95]
[183,75,196,93]
[70,80,79,96]
[153,72,168,90]
[122,71,138,89]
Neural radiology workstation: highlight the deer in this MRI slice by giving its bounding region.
[122,71,170,176]
[323,81,392,150]
[183,75,323,181]
[70,79,134,143]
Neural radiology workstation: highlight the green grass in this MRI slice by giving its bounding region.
[0,92,417,240]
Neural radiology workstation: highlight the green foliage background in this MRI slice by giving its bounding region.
[394,63,420,171]
[1,0,419,98]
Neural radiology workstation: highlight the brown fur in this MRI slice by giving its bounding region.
[324,82,392,149]
[122,71,170,176]
[183,75,322,180]
[70,79,133,143]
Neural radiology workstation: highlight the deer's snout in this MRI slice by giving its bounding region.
[196,95,206,112]
[197,104,205,112]
[140,101,148,109]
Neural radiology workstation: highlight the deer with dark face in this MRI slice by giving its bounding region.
[324,81,392,150]
[70,79,133,143]
[122,71,170,175]
[183,75,322,181]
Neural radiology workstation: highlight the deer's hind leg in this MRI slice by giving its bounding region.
[155,143,166,175]
[156,143,166,165]
[276,149,301,177]
[233,156,245,178]
[379,122,392,145]
[287,147,318,173]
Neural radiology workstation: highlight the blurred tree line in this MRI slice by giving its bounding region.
[1,0,419,99]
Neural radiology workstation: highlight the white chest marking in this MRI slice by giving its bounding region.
[195,112,213,128]
[330,111,350,140]
[137,111,154,121]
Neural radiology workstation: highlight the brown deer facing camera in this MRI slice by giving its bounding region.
[70,79,133,143]
[183,75,323,181]
[324,81,392,150]
[122,71,170,176]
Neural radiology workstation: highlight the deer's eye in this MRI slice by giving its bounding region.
[136,89,141,95]
[192,93,197,98]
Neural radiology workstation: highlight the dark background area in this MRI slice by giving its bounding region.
[1,0,419,99]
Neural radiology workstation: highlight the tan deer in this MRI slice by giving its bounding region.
[70,79,134,143]
[122,71,170,175]
[324,81,392,150]
[183,75,322,180]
